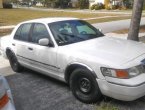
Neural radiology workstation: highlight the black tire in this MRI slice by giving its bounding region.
[70,68,102,103]
[7,52,23,72]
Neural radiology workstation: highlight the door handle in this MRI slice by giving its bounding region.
[28,47,33,51]
[12,43,15,46]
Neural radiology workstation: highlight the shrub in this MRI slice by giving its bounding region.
[78,0,89,9]
[55,0,70,8]
[90,4,95,10]
[105,5,111,10]
[121,6,127,10]
[3,3,12,8]
[143,4,145,10]
[94,5,99,10]
[90,3,104,10]
[112,5,119,10]
[106,4,121,10]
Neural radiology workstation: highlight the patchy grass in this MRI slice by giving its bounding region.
[113,25,145,34]
[96,102,119,110]
[0,8,130,25]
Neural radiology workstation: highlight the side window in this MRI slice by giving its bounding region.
[31,23,50,43]
[14,25,23,40]
[14,23,32,41]
[20,23,32,41]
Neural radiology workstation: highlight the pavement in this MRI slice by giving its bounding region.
[6,70,95,110]
[106,32,145,39]
[93,17,145,33]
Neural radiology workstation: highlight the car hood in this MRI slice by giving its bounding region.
[61,36,145,67]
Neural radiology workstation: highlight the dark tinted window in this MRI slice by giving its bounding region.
[14,24,32,41]
[14,25,23,40]
[31,23,50,43]
[20,23,31,41]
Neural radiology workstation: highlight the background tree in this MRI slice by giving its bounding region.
[2,0,13,8]
[122,0,133,9]
[127,0,144,41]
[78,0,89,9]
[53,0,70,8]
[40,0,55,7]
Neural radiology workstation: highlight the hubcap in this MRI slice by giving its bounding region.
[79,78,91,93]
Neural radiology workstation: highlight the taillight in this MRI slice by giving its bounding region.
[0,93,9,109]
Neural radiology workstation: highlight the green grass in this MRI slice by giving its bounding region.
[96,102,119,110]
[0,8,132,25]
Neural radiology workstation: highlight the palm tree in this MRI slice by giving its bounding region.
[127,0,144,41]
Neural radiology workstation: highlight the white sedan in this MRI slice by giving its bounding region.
[1,17,145,103]
[0,76,15,110]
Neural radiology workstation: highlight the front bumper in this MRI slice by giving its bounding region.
[97,74,145,101]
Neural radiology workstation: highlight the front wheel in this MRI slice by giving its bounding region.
[70,68,102,103]
[7,53,23,72]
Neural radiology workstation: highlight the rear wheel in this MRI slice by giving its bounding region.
[7,52,23,72]
[70,68,102,103]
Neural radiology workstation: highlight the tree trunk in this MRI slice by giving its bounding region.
[127,0,144,41]
[104,0,110,9]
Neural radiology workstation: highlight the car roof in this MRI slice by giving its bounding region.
[21,17,79,24]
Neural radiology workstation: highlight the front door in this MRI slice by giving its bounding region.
[29,23,58,74]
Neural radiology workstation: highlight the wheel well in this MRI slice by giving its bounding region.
[6,48,13,58]
[65,64,97,84]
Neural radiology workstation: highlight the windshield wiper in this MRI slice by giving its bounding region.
[60,33,85,40]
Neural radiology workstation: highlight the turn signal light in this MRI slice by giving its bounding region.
[0,93,9,109]
[116,70,129,78]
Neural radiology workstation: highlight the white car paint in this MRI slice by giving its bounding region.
[1,18,145,101]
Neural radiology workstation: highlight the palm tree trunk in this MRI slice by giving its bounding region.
[127,0,144,41]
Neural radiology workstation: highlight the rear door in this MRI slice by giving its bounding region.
[13,23,36,65]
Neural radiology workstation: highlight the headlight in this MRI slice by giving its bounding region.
[101,65,145,79]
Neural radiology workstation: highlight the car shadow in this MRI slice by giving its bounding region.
[6,69,95,110]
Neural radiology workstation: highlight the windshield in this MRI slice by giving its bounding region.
[48,20,104,46]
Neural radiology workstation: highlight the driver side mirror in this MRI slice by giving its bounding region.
[38,38,49,46]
